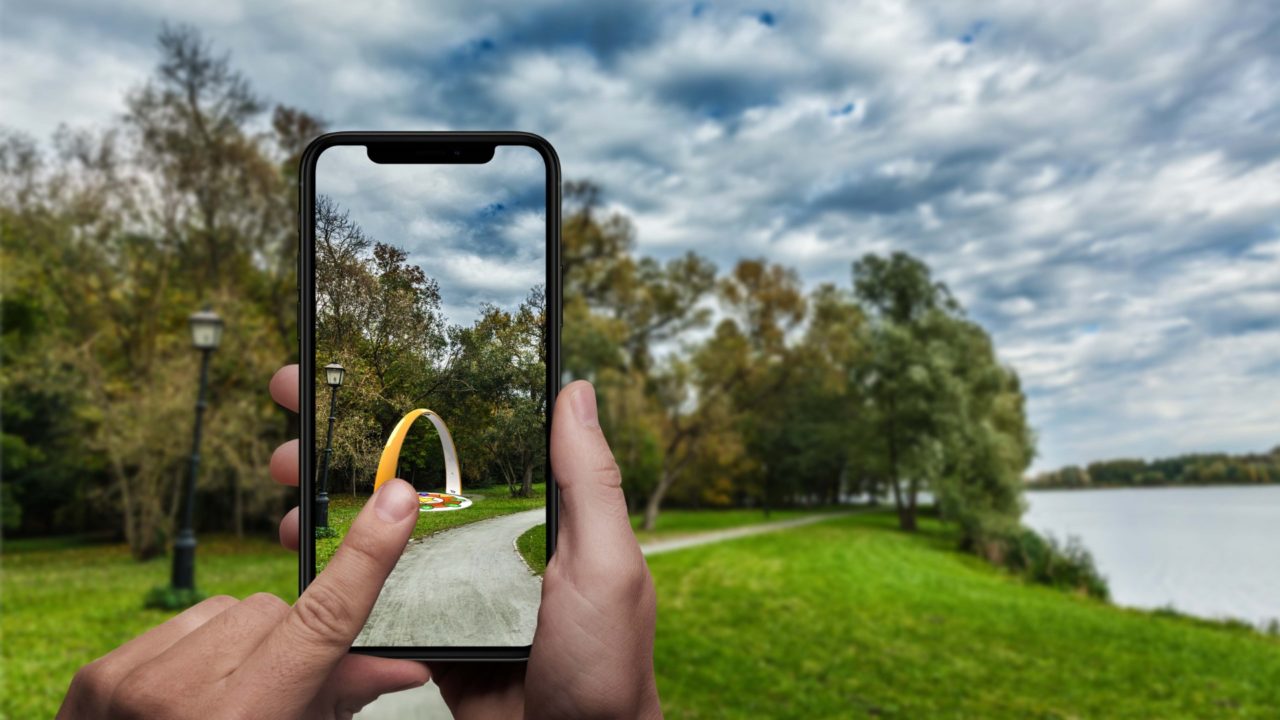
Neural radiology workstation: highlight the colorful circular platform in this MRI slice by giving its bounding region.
[417,492,471,512]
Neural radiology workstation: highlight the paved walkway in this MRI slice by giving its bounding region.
[355,508,544,647]
[640,511,858,556]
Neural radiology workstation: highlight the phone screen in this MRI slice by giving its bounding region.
[304,135,557,652]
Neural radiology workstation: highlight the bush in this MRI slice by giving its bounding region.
[143,585,206,610]
[980,526,1109,600]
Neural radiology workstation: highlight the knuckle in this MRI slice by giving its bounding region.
[69,660,113,704]
[592,455,623,487]
[336,527,386,573]
[198,594,239,615]
[291,581,356,644]
[242,592,290,615]
[106,668,168,719]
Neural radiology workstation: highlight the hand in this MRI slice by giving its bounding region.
[270,365,663,719]
[57,429,432,718]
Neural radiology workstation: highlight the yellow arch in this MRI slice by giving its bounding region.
[373,409,462,495]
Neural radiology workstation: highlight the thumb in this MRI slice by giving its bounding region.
[551,381,637,562]
[232,479,420,713]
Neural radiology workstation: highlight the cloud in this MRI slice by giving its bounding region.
[316,144,546,327]
[4,0,1279,470]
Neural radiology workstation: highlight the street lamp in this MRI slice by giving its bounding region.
[171,307,223,596]
[316,362,345,529]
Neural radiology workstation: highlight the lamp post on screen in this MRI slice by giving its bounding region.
[170,307,223,596]
[316,362,345,530]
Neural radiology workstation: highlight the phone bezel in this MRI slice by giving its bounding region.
[297,131,561,661]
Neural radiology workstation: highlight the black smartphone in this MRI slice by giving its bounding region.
[298,132,560,660]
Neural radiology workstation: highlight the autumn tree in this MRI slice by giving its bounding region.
[1,27,301,557]
[641,259,806,530]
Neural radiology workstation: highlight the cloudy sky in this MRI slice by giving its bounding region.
[4,0,1278,471]
[317,144,547,327]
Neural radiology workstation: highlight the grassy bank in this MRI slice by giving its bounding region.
[648,512,1280,718]
[2,536,296,719]
[316,483,545,570]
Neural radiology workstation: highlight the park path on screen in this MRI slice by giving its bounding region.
[355,507,545,647]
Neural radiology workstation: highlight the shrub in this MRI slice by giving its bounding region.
[981,526,1109,600]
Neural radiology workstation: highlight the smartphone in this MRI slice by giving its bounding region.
[298,132,560,660]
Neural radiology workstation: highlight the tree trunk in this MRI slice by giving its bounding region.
[520,464,534,498]
[642,469,676,531]
[233,469,244,539]
[903,475,919,532]
[886,411,917,531]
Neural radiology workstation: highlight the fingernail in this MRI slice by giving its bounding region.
[375,481,418,523]
[391,679,429,692]
[572,383,599,429]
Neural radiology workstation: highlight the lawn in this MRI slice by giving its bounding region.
[9,509,1280,718]
[648,512,1280,719]
[316,482,546,570]
[630,507,838,544]
[2,535,296,719]
[516,523,547,575]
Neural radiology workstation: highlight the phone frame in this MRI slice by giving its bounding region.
[297,131,561,661]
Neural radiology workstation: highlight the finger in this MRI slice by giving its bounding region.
[315,655,431,717]
[133,593,292,680]
[279,506,299,551]
[58,596,237,718]
[270,364,300,413]
[271,439,300,487]
[232,479,421,713]
[551,381,637,554]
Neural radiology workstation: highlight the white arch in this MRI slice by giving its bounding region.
[373,409,461,495]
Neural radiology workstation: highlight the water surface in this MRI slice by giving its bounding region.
[1024,485,1280,627]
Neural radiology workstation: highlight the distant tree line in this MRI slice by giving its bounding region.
[1029,448,1280,489]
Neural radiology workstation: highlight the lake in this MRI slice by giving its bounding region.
[1023,485,1280,627]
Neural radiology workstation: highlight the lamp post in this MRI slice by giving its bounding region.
[316,362,345,529]
[171,307,223,594]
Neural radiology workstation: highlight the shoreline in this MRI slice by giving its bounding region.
[1024,482,1279,492]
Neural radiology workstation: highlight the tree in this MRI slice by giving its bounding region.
[929,319,1034,548]
[450,291,547,497]
[854,252,960,531]
[1,28,296,557]
[641,259,806,530]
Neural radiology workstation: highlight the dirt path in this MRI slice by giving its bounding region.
[355,508,545,647]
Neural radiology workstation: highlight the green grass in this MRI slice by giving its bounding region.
[630,508,834,544]
[648,512,1280,719]
[10,509,1280,718]
[316,483,546,571]
[516,524,547,575]
[2,535,296,719]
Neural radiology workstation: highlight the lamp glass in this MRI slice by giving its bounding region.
[189,310,224,350]
[325,363,345,387]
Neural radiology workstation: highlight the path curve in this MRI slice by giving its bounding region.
[356,508,545,647]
